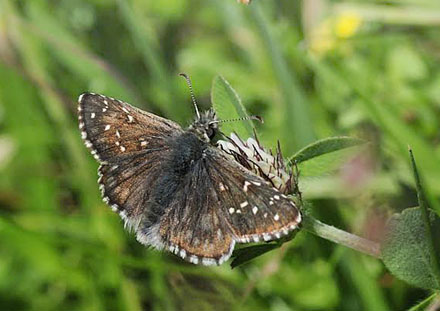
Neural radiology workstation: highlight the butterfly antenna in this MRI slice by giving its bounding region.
[210,115,264,125]
[179,73,200,119]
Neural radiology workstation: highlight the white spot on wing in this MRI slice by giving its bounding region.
[229,207,235,214]
[252,206,258,214]
[104,125,111,131]
[179,249,186,259]
[274,213,280,221]
[243,181,251,192]
[219,182,226,191]
[120,146,126,152]
[295,211,302,223]
[91,113,95,119]
[202,258,216,265]
[274,195,280,200]
[240,201,248,208]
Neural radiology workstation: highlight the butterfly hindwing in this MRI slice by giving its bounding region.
[158,158,235,265]
[207,147,301,242]
[156,143,300,265]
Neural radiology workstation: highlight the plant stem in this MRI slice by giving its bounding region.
[302,214,381,258]
[408,293,438,311]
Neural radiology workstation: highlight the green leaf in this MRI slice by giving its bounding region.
[288,136,366,164]
[211,75,254,138]
[409,149,439,265]
[230,244,280,269]
[381,149,440,289]
[381,207,440,289]
[288,137,366,179]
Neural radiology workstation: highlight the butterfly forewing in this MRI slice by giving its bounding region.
[78,93,182,162]
[78,93,183,230]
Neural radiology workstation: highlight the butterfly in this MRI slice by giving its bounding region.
[77,78,301,265]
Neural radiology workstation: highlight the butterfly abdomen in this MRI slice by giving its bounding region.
[145,132,207,221]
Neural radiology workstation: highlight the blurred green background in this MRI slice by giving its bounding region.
[1,0,440,310]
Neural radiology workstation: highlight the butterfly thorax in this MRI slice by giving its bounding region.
[168,132,208,175]
[187,109,218,143]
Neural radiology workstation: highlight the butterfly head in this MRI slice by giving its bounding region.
[179,73,261,143]
[189,108,219,142]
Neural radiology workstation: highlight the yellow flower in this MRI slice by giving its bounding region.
[308,12,362,56]
[334,12,362,39]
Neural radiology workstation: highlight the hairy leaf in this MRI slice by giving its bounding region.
[288,137,365,164]
[381,207,440,290]
[211,75,254,138]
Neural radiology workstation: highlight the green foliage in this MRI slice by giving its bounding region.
[382,207,440,290]
[290,136,366,177]
[289,137,366,164]
[211,75,254,137]
[381,150,440,290]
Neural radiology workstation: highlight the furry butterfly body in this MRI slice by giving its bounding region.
[78,93,301,265]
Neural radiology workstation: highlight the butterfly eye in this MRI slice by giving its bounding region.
[206,127,215,139]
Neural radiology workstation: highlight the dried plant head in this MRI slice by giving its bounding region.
[217,132,300,197]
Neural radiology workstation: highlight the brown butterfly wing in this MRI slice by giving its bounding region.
[78,93,183,239]
[158,144,301,265]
